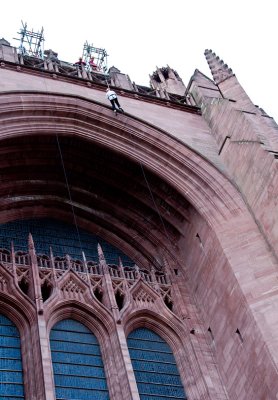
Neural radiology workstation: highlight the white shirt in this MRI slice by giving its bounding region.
[106,90,117,100]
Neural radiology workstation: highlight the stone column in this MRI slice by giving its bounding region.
[28,234,56,400]
[98,244,140,400]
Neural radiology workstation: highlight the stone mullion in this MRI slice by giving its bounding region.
[118,260,141,399]
[28,234,56,400]
[114,323,141,400]
[97,247,140,399]
[11,241,17,278]
[119,258,132,304]
[103,263,141,398]
[49,247,58,290]
[98,243,120,320]
[150,266,161,293]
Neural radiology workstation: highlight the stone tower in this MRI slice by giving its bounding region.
[0,36,277,400]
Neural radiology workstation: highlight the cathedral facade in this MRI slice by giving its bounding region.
[0,37,277,399]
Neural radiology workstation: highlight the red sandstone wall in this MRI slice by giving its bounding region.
[1,62,278,398]
[202,98,278,266]
[179,206,278,399]
[0,68,223,169]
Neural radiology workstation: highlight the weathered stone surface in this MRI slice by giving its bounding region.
[0,45,277,399]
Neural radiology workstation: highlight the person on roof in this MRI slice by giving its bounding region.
[75,57,86,70]
[106,88,124,113]
[89,57,98,71]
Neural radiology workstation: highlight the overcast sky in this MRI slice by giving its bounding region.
[1,0,277,121]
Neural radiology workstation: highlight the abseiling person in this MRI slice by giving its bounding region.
[105,88,124,113]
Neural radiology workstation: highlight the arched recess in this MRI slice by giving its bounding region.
[123,310,213,400]
[0,291,43,400]
[46,301,128,400]
[127,327,187,400]
[50,319,109,400]
[0,91,248,272]
[1,91,276,399]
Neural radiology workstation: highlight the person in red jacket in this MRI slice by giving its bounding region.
[75,57,86,70]
[89,57,98,71]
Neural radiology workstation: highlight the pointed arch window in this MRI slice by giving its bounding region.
[127,328,187,399]
[50,319,109,400]
[0,314,25,399]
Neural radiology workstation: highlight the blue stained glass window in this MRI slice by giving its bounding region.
[0,314,25,399]
[50,319,110,400]
[127,328,187,399]
[0,218,133,265]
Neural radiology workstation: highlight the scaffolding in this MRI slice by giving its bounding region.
[82,41,108,74]
[14,21,45,59]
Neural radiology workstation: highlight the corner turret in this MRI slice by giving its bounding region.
[150,66,186,96]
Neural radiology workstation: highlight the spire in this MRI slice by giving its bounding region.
[28,232,35,252]
[204,49,234,84]
[97,243,106,263]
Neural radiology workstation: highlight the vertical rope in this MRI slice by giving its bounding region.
[139,163,173,248]
[120,114,173,266]
[55,134,83,255]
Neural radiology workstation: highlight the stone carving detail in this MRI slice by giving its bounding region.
[112,280,125,296]
[90,276,103,291]
[60,277,85,301]
[112,279,125,310]
[39,269,53,285]
[78,273,89,283]
[39,269,53,302]
[90,276,103,302]
[160,286,173,310]
[16,266,31,297]
[132,287,155,305]
[16,266,30,285]
[0,273,7,292]
[55,270,67,280]
[2,262,13,273]
[53,257,68,271]
[0,239,174,313]
[160,285,172,300]
[204,49,234,84]
[0,249,11,263]
[37,255,51,269]
[15,252,30,266]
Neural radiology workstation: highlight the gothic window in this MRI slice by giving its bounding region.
[50,319,109,400]
[127,328,187,399]
[0,314,25,399]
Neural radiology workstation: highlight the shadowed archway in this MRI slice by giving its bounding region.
[0,91,245,271]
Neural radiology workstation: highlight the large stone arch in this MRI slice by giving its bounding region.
[0,90,278,399]
[0,90,247,264]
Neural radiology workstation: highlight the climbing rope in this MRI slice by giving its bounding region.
[54,90,172,269]
[55,134,84,256]
[139,162,173,249]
